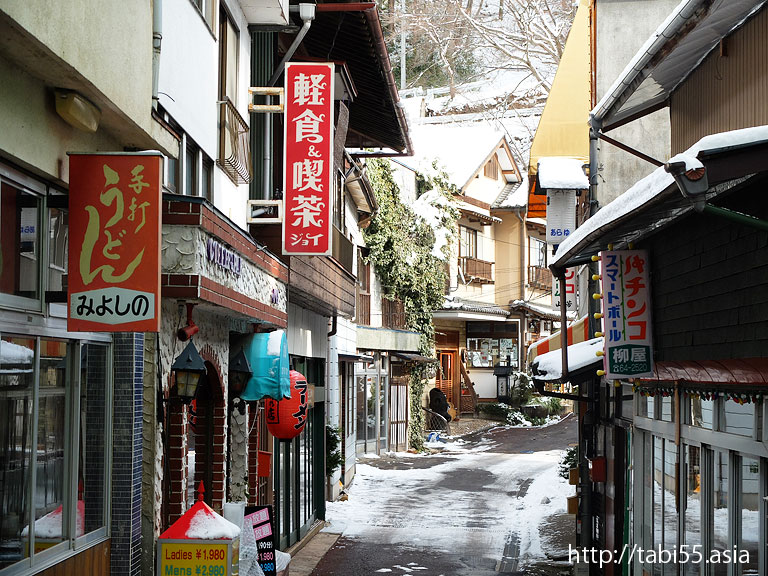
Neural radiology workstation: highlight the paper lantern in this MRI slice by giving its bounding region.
[265,370,309,440]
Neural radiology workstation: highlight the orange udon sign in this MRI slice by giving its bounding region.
[67,153,162,332]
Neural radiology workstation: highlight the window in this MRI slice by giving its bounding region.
[217,8,251,184]
[465,322,520,369]
[191,0,215,31]
[529,236,547,268]
[1,163,69,311]
[0,339,110,571]
[459,225,477,259]
[1,180,41,302]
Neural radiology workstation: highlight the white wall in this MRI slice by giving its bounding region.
[287,303,328,359]
[158,0,251,227]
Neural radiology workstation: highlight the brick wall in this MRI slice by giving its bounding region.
[110,333,144,576]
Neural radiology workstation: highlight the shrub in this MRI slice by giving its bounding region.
[558,446,579,480]
[326,426,343,477]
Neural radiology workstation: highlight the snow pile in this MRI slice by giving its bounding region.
[537,157,589,189]
[186,506,241,539]
[531,337,604,381]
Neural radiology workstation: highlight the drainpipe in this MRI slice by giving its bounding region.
[152,0,162,109]
[263,3,316,200]
[517,209,526,360]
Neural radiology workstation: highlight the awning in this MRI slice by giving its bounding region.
[458,201,502,224]
[527,0,590,218]
[637,358,768,386]
[240,330,291,401]
[512,299,577,322]
[530,337,603,383]
[338,352,374,363]
[593,0,768,130]
[527,314,590,366]
[551,127,768,270]
[392,352,438,364]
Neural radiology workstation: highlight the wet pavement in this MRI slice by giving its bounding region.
[310,415,578,576]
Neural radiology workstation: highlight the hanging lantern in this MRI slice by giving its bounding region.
[265,370,309,441]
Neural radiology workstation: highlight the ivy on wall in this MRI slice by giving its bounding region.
[363,158,458,450]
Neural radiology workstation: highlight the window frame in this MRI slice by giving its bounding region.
[0,163,67,314]
[0,332,113,574]
[459,225,478,259]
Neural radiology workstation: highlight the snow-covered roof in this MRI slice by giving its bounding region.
[552,126,768,269]
[409,122,513,190]
[492,177,528,209]
[530,337,603,382]
[439,296,509,317]
[457,200,502,224]
[537,157,588,189]
[511,299,576,321]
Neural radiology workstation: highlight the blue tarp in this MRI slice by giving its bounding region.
[240,330,291,401]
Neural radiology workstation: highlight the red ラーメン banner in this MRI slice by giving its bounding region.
[67,153,162,332]
[282,62,335,256]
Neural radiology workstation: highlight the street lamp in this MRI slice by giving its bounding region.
[171,340,206,402]
[228,348,252,396]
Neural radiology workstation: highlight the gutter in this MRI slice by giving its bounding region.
[262,3,316,200]
[591,0,710,128]
[152,0,162,109]
[316,3,413,157]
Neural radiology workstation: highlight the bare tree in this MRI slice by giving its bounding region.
[381,0,575,104]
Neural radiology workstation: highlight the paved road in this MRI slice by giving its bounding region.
[313,415,578,576]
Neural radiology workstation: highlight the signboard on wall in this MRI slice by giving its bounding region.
[282,62,335,256]
[244,506,276,576]
[600,250,654,379]
[552,268,577,312]
[67,152,162,332]
[546,189,576,244]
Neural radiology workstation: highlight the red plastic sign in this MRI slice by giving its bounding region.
[282,62,334,256]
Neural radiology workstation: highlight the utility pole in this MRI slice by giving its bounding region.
[400,0,406,90]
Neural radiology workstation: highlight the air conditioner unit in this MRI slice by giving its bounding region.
[247,200,282,224]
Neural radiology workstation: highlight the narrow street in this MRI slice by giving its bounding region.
[314,416,578,576]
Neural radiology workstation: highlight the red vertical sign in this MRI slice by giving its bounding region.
[283,62,334,256]
[68,153,162,332]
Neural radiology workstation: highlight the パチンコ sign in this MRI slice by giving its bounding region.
[600,250,654,379]
[282,62,334,256]
[67,153,162,332]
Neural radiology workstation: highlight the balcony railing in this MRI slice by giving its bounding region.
[218,98,252,184]
[459,256,494,284]
[357,291,371,326]
[528,265,552,290]
[382,298,407,329]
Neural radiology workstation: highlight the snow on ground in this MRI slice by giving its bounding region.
[324,436,571,564]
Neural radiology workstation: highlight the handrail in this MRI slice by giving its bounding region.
[422,406,451,436]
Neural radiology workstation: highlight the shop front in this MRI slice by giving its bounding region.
[0,160,119,575]
[632,372,766,576]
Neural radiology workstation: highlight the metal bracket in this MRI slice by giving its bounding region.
[247,199,283,224]
[248,87,285,113]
